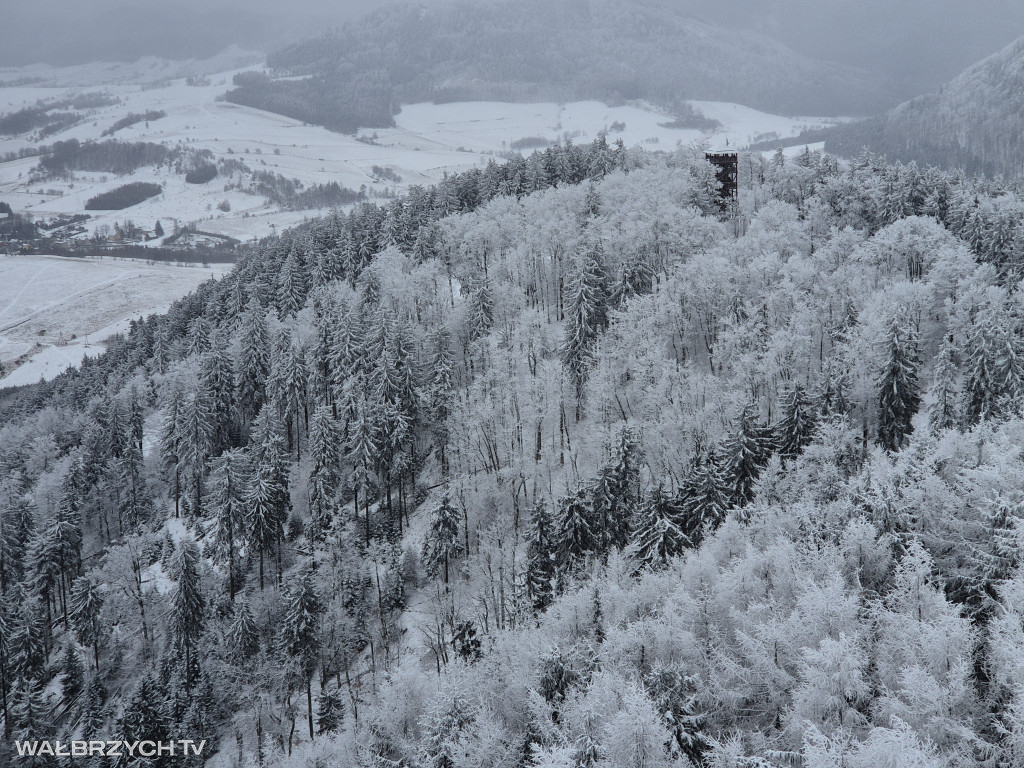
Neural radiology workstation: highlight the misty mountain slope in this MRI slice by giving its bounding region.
[671,0,1024,99]
[226,0,892,133]
[824,35,1024,178]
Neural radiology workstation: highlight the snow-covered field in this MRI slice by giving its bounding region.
[0,56,841,241]
[0,254,229,388]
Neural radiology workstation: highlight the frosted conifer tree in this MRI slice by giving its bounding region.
[70,576,103,669]
[422,493,465,584]
[557,488,599,570]
[723,407,771,507]
[228,599,259,660]
[679,448,729,544]
[177,388,215,517]
[562,251,609,411]
[526,499,557,613]
[277,247,308,317]
[308,405,341,544]
[774,384,816,461]
[429,328,455,474]
[590,428,642,555]
[928,335,961,431]
[467,280,494,342]
[348,395,378,545]
[59,643,83,700]
[79,677,107,739]
[630,486,689,571]
[208,449,250,599]
[280,569,323,740]
[316,688,345,734]
[200,332,236,452]
[119,675,170,749]
[170,539,205,685]
[159,384,184,518]
[246,407,289,589]
[235,297,271,423]
[877,311,921,451]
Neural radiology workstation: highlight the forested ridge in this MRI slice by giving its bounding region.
[225,0,892,133]
[3,137,1024,767]
[823,35,1024,180]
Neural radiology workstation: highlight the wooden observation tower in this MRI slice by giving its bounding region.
[705,151,738,211]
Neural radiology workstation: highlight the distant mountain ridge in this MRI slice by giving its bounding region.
[225,0,894,133]
[823,35,1024,178]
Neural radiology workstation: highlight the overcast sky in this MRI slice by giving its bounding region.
[3,0,1024,103]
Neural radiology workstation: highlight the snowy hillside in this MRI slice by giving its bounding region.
[823,34,1024,177]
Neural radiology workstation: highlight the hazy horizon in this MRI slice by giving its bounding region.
[3,0,1023,108]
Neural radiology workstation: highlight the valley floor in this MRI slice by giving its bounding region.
[0,253,229,387]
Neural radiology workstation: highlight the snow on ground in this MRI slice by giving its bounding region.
[389,100,697,152]
[690,101,845,151]
[1,55,843,242]
[0,254,229,387]
[0,46,260,91]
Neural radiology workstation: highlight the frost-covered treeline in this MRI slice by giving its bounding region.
[1,138,1024,767]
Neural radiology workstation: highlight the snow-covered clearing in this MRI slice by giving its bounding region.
[391,99,841,155]
[0,254,229,387]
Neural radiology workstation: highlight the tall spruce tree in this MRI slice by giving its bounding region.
[277,247,309,318]
[79,676,107,739]
[160,384,184,518]
[928,335,961,432]
[177,388,216,518]
[723,408,771,507]
[59,643,84,701]
[307,405,341,544]
[679,448,729,546]
[208,449,250,600]
[525,499,557,613]
[774,385,816,461]
[422,494,465,584]
[70,576,103,670]
[590,428,642,556]
[562,251,610,411]
[280,569,323,741]
[348,395,377,546]
[877,312,922,451]
[556,488,598,571]
[429,328,455,476]
[228,599,260,660]
[235,298,271,424]
[200,333,236,453]
[630,486,689,572]
[466,281,494,342]
[169,540,205,686]
[962,290,1024,423]
[316,688,345,734]
[246,408,289,589]
[119,675,171,752]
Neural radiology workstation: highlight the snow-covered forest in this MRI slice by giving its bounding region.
[3,137,1024,768]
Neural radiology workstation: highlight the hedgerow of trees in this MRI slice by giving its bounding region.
[84,182,163,210]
